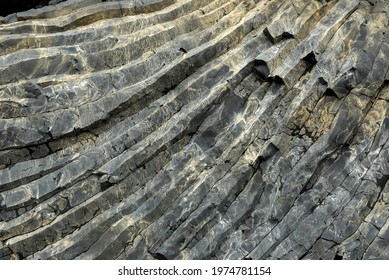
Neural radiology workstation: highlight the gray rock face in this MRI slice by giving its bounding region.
[0,0,389,260]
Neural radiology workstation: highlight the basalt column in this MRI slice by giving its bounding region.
[0,0,389,260]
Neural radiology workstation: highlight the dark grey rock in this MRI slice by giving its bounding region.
[0,0,389,260]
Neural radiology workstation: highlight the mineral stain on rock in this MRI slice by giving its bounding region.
[0,0,389,260]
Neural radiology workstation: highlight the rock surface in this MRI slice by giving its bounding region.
[0,0,389,260]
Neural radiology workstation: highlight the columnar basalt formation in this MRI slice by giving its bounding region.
[0,0,389,260]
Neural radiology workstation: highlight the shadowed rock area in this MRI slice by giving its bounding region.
[0,0,389,260]
[0,1,66,17]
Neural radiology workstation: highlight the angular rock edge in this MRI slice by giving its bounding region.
[0,0,389,260]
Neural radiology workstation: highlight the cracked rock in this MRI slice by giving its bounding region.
[0,0,389,260]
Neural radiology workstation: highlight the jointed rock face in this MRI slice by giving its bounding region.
[0,0,389,260]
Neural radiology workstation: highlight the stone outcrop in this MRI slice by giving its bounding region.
[0,0,389,260]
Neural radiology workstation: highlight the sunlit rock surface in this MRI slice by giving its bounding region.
[0,0,389,260]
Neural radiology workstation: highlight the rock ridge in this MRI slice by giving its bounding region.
[0,0,389,260]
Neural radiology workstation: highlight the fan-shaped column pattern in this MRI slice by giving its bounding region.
[0,0,388,260]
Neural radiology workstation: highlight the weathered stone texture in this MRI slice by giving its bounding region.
[0,0,389,260]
